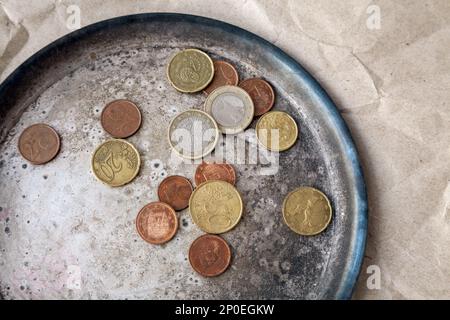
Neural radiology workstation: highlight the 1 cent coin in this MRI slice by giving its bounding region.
[18,123,60,165]
[239,78,275,116]
[203,60,239,95]
[157,175,193,211]
[189,234,231,277]
[194,162,236,186]
[101,99,142,138]
[136,202,178,245]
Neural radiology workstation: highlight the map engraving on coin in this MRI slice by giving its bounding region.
[91,139,140,187]
[189,180,243,234]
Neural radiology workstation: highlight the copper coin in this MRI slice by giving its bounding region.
[239,78,275,116]
[136,202,178,245]
[157,175,193,211]
[189,234,232,277]
[203,60,239,95]
[100,99,142,138]
[194,162,236,186]
[18,123,60,165]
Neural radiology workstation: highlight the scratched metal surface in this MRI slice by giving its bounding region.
[0,14,366,299]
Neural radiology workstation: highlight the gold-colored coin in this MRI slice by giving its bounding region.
[256,111,298,151]
[282,187,332,236]
[189,180,243,234]
[91,139,140,187]
[167,48,214,93]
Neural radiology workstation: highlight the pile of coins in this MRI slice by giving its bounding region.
[16,47,333,279]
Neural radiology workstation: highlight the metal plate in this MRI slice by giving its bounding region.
[0,13,367,299]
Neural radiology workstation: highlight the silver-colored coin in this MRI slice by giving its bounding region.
[168,109,219,160]
[204,85,254,134]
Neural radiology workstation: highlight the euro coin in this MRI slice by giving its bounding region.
[168,109,219,160]
[204,85,254,134]
[91,139,140,187]
[256,111,298,151]
[203,60,239,95]
[157,175,193,211]
[100,99,142,138]
[282,187,332,236]
[189,180,243,234]
[167,48,214,93]
[239,78,275,116]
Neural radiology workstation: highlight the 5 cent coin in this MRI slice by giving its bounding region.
[189,234,231,277]
[18,123,60,165]
[136,202,178,244]
[239,78,275,116]
[101,99,142,138]
[194,162,236,186]
[203,60,239,95]
[158,175,193,211]
[282,187,332,236]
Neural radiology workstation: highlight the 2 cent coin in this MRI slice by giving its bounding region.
[100,99,142,138]
[158,175,193,211]
[194,162,236,186]
[136,202,178,245]
[18,123,60,165]
[239,78,275,116]
[189,234,231,277]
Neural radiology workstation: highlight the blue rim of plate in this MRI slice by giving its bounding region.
[0,13,368,300]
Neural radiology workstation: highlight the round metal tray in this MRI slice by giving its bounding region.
[0,13,367,299]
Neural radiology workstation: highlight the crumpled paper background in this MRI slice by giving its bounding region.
[0,0,448,299]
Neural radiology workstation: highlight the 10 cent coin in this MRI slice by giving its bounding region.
[282,187,332,236]
[167,48,214,93]
[256,111,298,152]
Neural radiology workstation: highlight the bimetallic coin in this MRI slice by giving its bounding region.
[239,78,275,116]
[91,139,140,187]
[256,111,298,152]
[157,175,193,211]
[204,85,254,134]
[136,202,178,244]
[282,187,332,236]
[203,60,239,95]
[194,162,236,186]
[167,48,214,93]
[189,234,231,277]
[189,180,243,234]
[168,109,219,160]
[18,123,60,165]
[101,99,142,138]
